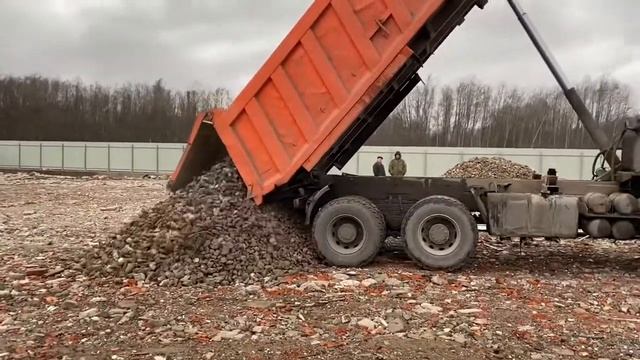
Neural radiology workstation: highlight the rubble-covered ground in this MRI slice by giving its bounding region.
[1,172,639,360]
[85,160,318,288]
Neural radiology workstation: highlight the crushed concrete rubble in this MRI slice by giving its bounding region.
[83,159,319,286]
[443,157,536,179]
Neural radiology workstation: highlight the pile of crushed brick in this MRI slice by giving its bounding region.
[443,157,535,179]
[84,159,318,286]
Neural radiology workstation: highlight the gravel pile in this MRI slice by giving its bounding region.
[84,159,318,286]
[443,157,535,179]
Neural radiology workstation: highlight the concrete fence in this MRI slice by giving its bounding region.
[338,146,601,180]
[0,141,185,174]
[0,141,601,180]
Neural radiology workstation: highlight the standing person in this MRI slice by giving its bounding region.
[373,156,386,176]
[389,151,407,177]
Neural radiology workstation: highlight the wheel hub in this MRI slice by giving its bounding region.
[417,214,461,256]
[337,223,358,243]
[428,224,450,245]
[327,215,367,255]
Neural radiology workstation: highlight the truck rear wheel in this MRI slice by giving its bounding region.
[312,196,385,267]
[402,196,477,271]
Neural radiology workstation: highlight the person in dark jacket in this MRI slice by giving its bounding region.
[373,156,386,176]
[389,151,407,177]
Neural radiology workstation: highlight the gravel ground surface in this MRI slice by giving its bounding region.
[1,172,639,360]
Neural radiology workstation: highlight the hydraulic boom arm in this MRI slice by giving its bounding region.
[507,0,620,168]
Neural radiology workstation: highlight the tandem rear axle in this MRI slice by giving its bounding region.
[293,171,637,270]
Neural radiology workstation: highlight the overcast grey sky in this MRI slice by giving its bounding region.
[0,0,638,108]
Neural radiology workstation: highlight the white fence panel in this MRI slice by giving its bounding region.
[0,141,601,180]
[0,141,185,174]
[334,146,600,180]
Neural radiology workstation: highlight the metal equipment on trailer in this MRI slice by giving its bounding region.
[170,0,639,270]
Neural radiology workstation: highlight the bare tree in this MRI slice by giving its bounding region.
[0,74,633,148]
[368,75,633,149]
[0,75,231,142]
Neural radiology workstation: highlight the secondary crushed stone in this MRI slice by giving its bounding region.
[84,159,319,286]
[443,157,535,179]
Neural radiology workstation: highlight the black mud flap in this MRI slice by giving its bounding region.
[167,111,228,192]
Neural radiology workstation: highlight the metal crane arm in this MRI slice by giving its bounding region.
[507,0,620,168]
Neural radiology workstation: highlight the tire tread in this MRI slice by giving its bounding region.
[312,196,385,266]
[401,196,477,271]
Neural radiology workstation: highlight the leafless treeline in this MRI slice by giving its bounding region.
[0,74,634,147]
[0,76,230,142]
[368,76,634,148]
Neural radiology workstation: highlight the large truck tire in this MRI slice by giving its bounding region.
[402,196,477,271]
[312,196,386,267]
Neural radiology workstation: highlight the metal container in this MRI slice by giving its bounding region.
[173,0,484,203]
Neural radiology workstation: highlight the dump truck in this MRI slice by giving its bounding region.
[170,0,639,270]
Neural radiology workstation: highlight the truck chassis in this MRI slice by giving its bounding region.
[294,173,631,270]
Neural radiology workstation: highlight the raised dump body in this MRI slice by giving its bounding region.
[171,0,486,203]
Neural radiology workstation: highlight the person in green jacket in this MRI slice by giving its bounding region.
[389,151,407,177]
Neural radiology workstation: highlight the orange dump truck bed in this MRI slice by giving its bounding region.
[171,0,485,203]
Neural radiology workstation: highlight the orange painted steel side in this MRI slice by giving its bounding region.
[214,0,447,204]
